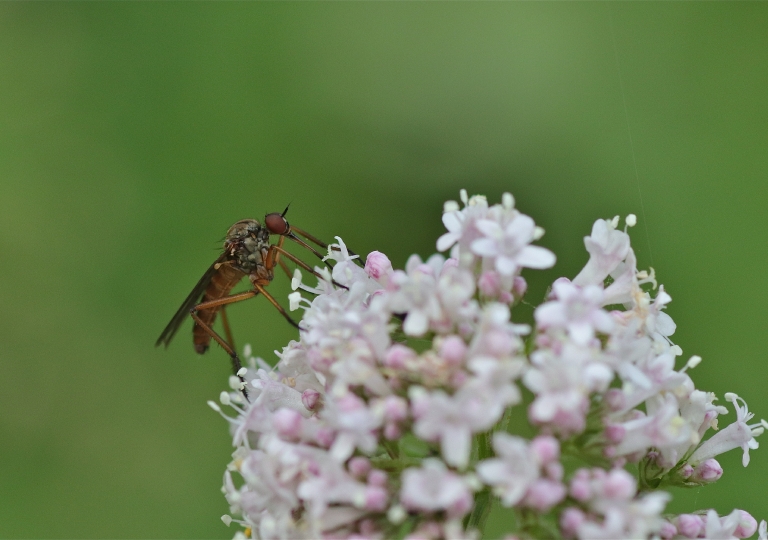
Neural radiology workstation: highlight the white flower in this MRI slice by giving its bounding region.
[690,393,765,467]
[535,280,614,345]
[409,386,494,469]
[400,459,473,517]
[476,433,539,506]
[471,213,555,276]
[436,191,490,254]
[572,217,631,287]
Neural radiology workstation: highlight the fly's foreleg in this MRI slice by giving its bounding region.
[270,245,348,290]
[249,278,301,330]
[290,224,366,267]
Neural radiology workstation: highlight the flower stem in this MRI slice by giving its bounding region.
[465,487,493,533]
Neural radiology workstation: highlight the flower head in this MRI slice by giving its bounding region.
[212,190,765,539]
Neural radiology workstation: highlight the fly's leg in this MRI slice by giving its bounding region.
[191,290,258,400]
[270,245,348,290]
[278,258,293,280]
[220,306,236,354]
[290,224,366,267]
[250,280,301,330]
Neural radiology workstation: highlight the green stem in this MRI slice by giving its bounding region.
[465,488,493,533]
[382,439,400,460]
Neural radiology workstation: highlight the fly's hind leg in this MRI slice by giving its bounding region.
[220,306,236,354]
[191,290,258,400]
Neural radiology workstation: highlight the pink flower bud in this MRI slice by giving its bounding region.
[604,389,625,411]
[384,422,401,440]
[337,392,365,412]
[367,469,388,487]
[272,408,302,438]
[603,469,635,500]
[678,463,694,479]
[658,521,677,540]
[512,275,527,298]
[675,514,704,538]
[560,507,586,537]
[301,388,320,410]
[484,329,514,357]
[691,458,722,483]
[569,470,592,502]
[478,270,501,297]
[384,344,415,369]
[545,461,564,482]
[315,426,335,447]
[383,395,408,422]
[734,510,758,538]
[604,423,625,443]
[364,486,388,511]
[439,335,467,366]
[524,479,566,511]
[364,251,393,284]
[348,457,371,478]
[530,435,560,464]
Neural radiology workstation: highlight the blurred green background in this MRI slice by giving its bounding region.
[1,2,767,538]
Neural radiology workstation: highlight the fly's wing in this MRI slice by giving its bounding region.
[155,254,227,348]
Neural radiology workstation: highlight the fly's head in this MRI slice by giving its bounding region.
[224,219,271,273]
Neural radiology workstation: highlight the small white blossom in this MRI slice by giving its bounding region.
[690,393,764,467]
[471,213,556,276]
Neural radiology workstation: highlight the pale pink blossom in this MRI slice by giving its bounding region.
[535,280,614,345]
[471,214,555,276]
[690,393,764,467]
[410,386,496,468]
[476,433,540,507]
[400,460,473,518]
[572,217,631,287]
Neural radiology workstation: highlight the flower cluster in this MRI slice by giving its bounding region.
[213,190,766,539]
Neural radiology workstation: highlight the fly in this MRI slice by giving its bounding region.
[155,208,337,390]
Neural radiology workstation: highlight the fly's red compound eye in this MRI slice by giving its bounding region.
[264,212,290,235]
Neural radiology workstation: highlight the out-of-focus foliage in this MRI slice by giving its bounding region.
[0,3,766,538]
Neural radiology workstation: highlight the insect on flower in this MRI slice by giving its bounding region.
[155,208,337,386]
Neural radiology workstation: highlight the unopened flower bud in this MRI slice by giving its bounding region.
[560,507,585,536]
[603,469,635,500]
[368,469,388,487]
[675,514,704,538]
[658,521,677,540]
[439,335,467,366]
[734,510,758,538]
[364,486,388,511]
[301,388,320,410]
[691,458,723,483]
[524,479,566,511]
[384,344,415,369]
[348,457,371,478]
[530,435,560,465]
[365,251,393,284]
[272,408,302,439]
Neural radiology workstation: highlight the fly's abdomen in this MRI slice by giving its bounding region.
[193,264,246,354]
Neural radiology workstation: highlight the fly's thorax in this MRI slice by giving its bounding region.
[224,219,271,274]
